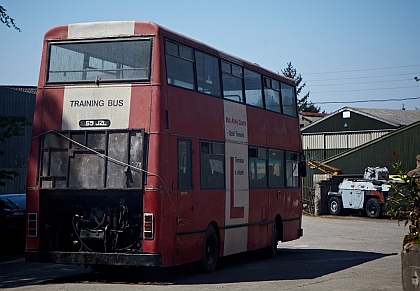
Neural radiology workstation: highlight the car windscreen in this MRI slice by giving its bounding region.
[0,195,26,209]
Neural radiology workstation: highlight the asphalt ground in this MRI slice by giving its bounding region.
[0,214,408,290]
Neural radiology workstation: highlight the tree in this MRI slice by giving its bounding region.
[0,5,21,32]
[386,151,420,245]
[1,6,27,186]
[281,62,320,113]
[0,116,31,186]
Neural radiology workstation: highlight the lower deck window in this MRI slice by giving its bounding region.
[286,151,299,187]
[200,141,225,189]
[249,147,267,188]
[178,139,193,189]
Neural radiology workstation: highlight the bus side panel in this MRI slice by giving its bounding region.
[278,188,302,242]
[26,189,39,250]
[173,233,201,266]
[266,112,302,150]
[40,88,65,131]
[247,189,269,250]
[193,189,225,233]
[129,86,153,131]
[268,189,286,220]
[246,107,267,146]
[142,131,162,255]
[166,87,224,140]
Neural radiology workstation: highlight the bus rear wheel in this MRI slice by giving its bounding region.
[200,224,219,273]
[265,222,278,258]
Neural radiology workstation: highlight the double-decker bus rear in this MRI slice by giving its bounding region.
[26,21,162,268]
[26,21,305,272]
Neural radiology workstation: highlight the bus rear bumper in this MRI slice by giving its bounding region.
[25,250,162,267]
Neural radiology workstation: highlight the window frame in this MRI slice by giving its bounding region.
[165,39,196,90]
[285,151,300,188]
[248,146,267,189]
[47,37,153,84]
[244,69,264,108]
[163,39,299,119]
[221,60,244,103]
[178,139,193,190]
[268,149,284,188]
[200,140,226,190]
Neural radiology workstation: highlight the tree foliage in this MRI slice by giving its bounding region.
[0,5,21,32]
[0,116,31,186]
[281,62,320,113]
[386,151,420,246]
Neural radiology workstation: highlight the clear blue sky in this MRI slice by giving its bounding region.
[1,0,419,113]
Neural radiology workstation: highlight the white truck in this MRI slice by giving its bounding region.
[327,167,391,218]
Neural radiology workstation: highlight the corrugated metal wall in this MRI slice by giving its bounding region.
[303,131,390,150]
[0,87,36,193]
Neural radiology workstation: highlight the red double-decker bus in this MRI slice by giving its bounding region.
[25,21,305,272]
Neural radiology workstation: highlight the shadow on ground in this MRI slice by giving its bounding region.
[0,247,394,288]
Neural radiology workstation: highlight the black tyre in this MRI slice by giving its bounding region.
[267,222,278,258]
[365,198,381,218]
[200,224,219,273]
[328,196,342,215]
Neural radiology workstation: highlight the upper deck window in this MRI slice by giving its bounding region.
[47,38,152,83]
[222,61,243,103]
[244,69,263,108]
[264,78,281,113]
[281,83,297,117]
[195,51,221,97]
[165,40,195,90]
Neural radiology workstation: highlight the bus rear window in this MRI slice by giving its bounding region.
[47,38,152,83]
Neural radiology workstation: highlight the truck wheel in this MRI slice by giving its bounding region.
[365,198,381,218]
[328,197,342,215]
[199,224,219,273]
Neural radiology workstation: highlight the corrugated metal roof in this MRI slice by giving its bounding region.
[353,107,420,127]
[2,86,37,95]
[302,106,420,131]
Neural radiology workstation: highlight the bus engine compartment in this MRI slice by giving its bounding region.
[39,191,143,253]
[35,129,146,254]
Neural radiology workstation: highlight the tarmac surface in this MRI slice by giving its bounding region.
[0,214,408,290]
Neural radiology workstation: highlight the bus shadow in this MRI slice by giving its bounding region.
[38,248,394,286]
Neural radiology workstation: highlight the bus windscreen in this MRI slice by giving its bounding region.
[47,38,152,83]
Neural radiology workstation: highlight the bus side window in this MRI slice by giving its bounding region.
[178,139,193,189]
[165,40,195,90]
[264,78,281,113]
[286,151,299,187]
[268,149,284,188]
[244,69,263,108]
[200,141,225,189]
[249,147,267,188]
[195,51,221,97]
[281,83,297,117]
[222,61,244,103]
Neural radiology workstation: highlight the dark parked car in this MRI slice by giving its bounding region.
[0,194,26,235]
